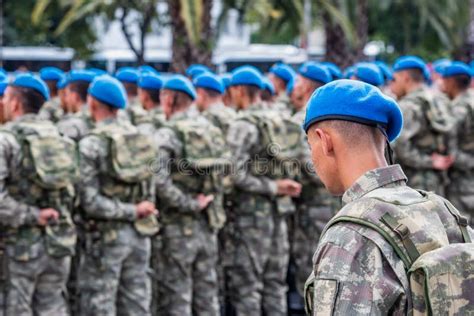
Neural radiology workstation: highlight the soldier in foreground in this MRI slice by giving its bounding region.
[441,62,474,224]
[0,74,77,315]
[304,79,473,315]
[77,75,158,315]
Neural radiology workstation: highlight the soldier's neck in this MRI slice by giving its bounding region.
[405,82,424,95]
[341,151,388,193]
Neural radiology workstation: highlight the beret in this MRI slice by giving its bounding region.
[343,66,356,79]
[69,69,96,83]
[138,73,163,90]
[11,73,50,100]
[57,75,69,89]
[321,62,342,79]
[303,79,403,142]
[269,63,296,83]
[193,73,224,94]
[354,62,384,86]
[373,61,393,81]
[115,67,139,83]
[299,62,332,84]
[286,76,295,95]
[220,73,232,90]
[441,61,472,78]
[87,68,107,76]
[262,77,275,95]
[0,76,8,96]
[39,67,64,81]
[0,68,6,76]
[186,64,212,78]
[138,65,160,75]
[229,66,263,89]
[88,75,127,109]
[432,58,451,74]
[393,56,430,82]
[163,74,197,100]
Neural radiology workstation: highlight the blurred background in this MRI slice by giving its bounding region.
[0,0,473,74]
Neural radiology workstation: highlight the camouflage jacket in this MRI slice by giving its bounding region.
[308,165,473,315]
[136,107,165,136]
[203,102,236,135]
[273,93,294,116]
[38,97,63,123]
[451,90,474,171]
[78,117,154,221]
[57,110,93,142]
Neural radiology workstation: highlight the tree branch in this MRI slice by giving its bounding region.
[119,6,142,63]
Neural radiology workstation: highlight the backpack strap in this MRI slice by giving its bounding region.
[380,213,420,262]
[442,200,472,243]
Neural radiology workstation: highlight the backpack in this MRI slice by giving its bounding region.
[304,189,474,315]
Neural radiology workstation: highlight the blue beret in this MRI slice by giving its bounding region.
[286,76,295,95]
[163,74,197,100]
[186,64,212,78]
[138,65,160,75]
[0,68,6,76]
[321,62,342,80]
[432,58,451,74]
[88,75,127,109]
[39,67,64,81]
[354,62,384,86]
[57,75,69,89]
[374,61,393,82]
[262,77,275,95]
[229,66,263,89]
[87,68,107,76]
[138,73,163,90]
[193,73,224,94]
[115,67,139,83]
[299,62,332,84]
[303,79,403,142]
[11,73,50,101]
[220,73,232,90]
[393,56,430,81]
[343,66,356,79]
[69,69,96,83]
[441,61,472,78]
[269,63,296,83]
[0,76,8,97]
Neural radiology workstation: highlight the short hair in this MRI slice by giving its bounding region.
[45,80,58,96]
[69,81,90,102]
[261,89,273,101]
[123,82,138,97]
[407,69,425,83]
[203,88,221,99]
[242,85,261,101]
[11,86,46,114]
[453,75,471,90]
[308,79,325,91]
[143,88,160,104]
[171,90,193,107]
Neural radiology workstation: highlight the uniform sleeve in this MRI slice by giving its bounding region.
[78,135,137,221]
[57,119,81,142]
[0,133,40,227]
[310,225,405,315]
[227,120,278,196]
[153,128,200,213]
[451,104,474,169]
[394,101,433,168]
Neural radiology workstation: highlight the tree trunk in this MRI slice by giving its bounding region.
[169,0,214,73]
[323,11,352,68]
[355,0,368,60]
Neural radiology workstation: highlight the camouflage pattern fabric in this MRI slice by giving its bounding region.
[273,93,293,116]
[77,117,154,315]
[151,107,223,316]
[223,102,290,315]
[305,165,474,315]
[135,107,166,135]
[203,102,237,136]
[394,86,455,195]
[57,110,94,142]
[447,89,474,224]
[38,97,64,123]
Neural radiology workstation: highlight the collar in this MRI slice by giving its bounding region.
[13,113,40,123]
[169,106,197,122]
[342,165,408,204]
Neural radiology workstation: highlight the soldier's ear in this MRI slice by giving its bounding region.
[318,128,334,157]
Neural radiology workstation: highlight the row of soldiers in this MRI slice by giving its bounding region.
[0,54,471,316]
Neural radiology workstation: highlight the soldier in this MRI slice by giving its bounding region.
[351,62,384,87]
[440,62,474,224]
[303,79,474,315]
[186,64,212,79]
[77,75,158,315]
[289,63,336,299]
[135,72,165,132]
[56,70,96,142]
[261,77,276,104]
[38,66,65,122]
[193,72,236,134]
[374,61,396,97]
[116,67,144,123]
[220,73,234,108]
[224,67,302,315]
[268,63,296,115]
[321,62,342,80]
[390,56,454,195]
[0,74,77,315]
[152,75,226,315]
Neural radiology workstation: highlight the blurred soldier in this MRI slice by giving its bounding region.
[224,67,302,315]
[135,72,165,132]
[0,74,77,315]
[261,77,276,105]
[220,73,234,108]
[268,63,296,115]
[351,62,384,87]
[0,75,7,102]
[321,62,342,80]
[390,56,454,195]
[374,61,395,97]
[431,58,451,91]
[153,75,227,315]
[56,70,96,142]
[186,64,212,79]
[441,62,474,224]
[290,62,337,298]
[194,72,236,134]
[116,67,145,123]
[77,75,158,315]
[304,79,474,315]
[38,66,65,122]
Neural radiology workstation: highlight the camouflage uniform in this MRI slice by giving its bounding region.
[203,102,237,135]
[38,97,63,122]
[77,117,155,316]
[118,98,145,124]
[290,109,338,296]
[448,89,474,224]
[0,114,76,315]
[394,86,454,195]
[135,107,165,135]
[223,103,291,315]
[306,165,473,315]
[57,109,94,142]
[153,107,224,316]
[273,93,293,116]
